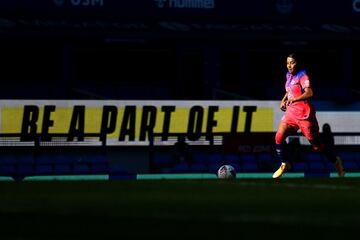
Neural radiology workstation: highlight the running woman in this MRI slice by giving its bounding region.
[273,53,345,178]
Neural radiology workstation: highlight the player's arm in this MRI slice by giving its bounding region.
[280,92,288,111]
[288,87,313,104]
[288,75,313,104]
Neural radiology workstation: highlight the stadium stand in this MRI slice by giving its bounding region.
[1,0,360,181]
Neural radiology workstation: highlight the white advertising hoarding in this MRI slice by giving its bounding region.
[0,100,358,146]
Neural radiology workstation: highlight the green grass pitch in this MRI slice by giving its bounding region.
[0,178,360,239]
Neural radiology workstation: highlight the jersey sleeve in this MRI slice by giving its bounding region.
[300,74,311,89]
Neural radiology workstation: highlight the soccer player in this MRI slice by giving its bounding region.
[272,53,345,178]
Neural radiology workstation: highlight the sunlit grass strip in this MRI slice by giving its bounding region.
[0,177,13,181]
[238,173,304,178]
[24,175,109,181]
[1,172,359,181]
[330,172,360,178]
[137,172,304,180]
[137,173,218,180]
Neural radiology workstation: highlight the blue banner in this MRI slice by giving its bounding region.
[0,0,359,21]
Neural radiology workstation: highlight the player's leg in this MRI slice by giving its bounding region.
[309,138,345,177]
[275,122,290,163]
[307,139,345,177]
[273,122,296,178]
[301,118,345,177]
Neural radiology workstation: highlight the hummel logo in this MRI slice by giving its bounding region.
[54,0,65,7]
[155,0,167,8]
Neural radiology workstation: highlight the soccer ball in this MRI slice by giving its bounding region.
[217,165,236,179]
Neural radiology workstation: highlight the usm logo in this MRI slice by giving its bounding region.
[54,0,104,7]
[155,0,215,9]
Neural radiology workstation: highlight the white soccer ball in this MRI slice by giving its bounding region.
[217,165,236,179]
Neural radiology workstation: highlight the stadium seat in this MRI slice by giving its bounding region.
[354,153,360,162]
[0,154,17,165]
[190,163,208,173]
[207,163,223,174]
[16,164,34,175]
[239,153,256,162]
[73,154,92,165]
[90,153,108,164]
[0,164,16,176]
[304,153,323,162]
[305,157,329,177]
[304,171,330,178]
[308,162,326,172]
[257,153,275,171]
[241,162,259,172]
[153,152,174,168]
[91,163,109,174]
[88,153,109,174]
[343,161,359,172]
[230,163,242,173]
[338,151,355,162]
[223,154,240,164]
[208,153,223,164]
[326,162,336,171]
[73,164,91,174]
[54,164,72,175]
[292,162,306,172]
[34,164,53,175]
[192,153,208,164]
[109,164,128,175]
[160,167,172,173]
[16,154,35,164]
[238,153,258,172]
[35,154,54,164]
[257,153,274,162]
[53,154,77,164]
[171,162,190,173]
